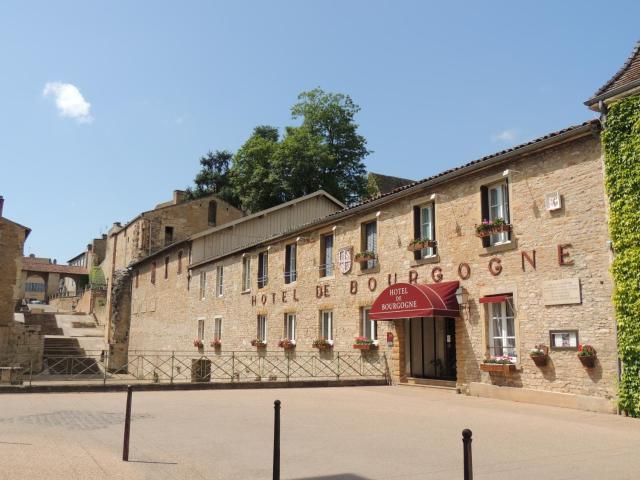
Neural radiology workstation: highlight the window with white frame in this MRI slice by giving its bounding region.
[320,233,334,277]
[320,310,333,341]
[361,220,377,269]
[284,313,296,341]
[258,251,268,288]
[216,266,224,297]
[481,181,511,246]
[361,307,377,341]
[413,203,435,259]
[284,243,297,283]
[488,300,516,361]
[213,317,222,341]
[242,256,251,292]
[257,315,267,342]
[199,271,206,300]
[197,318,205,341]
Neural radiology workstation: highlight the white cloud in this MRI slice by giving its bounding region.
[491,129,518,142]
[43,82,93,123]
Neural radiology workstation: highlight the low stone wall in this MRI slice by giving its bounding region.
[49,296,78,312]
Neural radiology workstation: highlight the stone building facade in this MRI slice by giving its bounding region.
[126,122,618,413]
[0,196,43,372]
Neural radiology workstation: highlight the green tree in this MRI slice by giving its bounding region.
[185,150,239,207]
[229,126,283,212]
[290,87,370,204]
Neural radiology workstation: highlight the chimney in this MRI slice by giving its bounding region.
[173,190,186,205]
[0,196,4,217]
[53,259,57,265]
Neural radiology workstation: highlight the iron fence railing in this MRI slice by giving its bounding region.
[16,350,389,387]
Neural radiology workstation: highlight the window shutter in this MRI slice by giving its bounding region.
[503,181,511,241]
[431,203,437,256]
[413,206,421,260]
[480,186,490,248]
[285,245,291,282]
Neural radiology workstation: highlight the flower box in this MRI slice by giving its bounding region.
[529,344,549,367]
[278,339,296,350]
[193,339,204,348]
[354,252,377,264]
[475,218,512,238]
[480,362,516,375]
[407,239,437,252]
[577,344,596,368]
[210,339,222,349]
[353,337,378,350]
[251,339,267,348]
[312,339,334,351]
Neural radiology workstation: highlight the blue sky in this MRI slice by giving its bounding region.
[1,1,638,261]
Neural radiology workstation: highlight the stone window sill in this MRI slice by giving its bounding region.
[358,265,380,275]
[410,255,440,267]
[240,290,251,295]
[478,239,518,257]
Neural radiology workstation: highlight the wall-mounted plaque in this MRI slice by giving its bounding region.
[545,191,562,211]
[338,247,353,274]
[549,330,579,350]
[542,278,581,306]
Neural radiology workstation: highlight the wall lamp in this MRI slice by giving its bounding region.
[455,286,469,310]
[503,168,523,177]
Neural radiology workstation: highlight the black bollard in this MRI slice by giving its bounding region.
[462,429,473,480]
[123,385,133,461]
[273,400,281,480]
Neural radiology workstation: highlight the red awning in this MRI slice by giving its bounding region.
[369,281,460,320]
[479,294,511,304]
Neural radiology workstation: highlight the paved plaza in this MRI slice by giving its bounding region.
[0,386,638,479]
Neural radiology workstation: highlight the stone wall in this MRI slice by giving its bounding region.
[0,219,26,326]
[128,132,617,409]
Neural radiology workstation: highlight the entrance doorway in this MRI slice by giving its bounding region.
[406,317,456,380]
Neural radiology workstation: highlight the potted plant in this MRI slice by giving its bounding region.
[210,338,222,349]
[354,251,377,264]
[529,344,549,367]
[353,336,378,350]
[278,339,296,350]
[193,338,204,349]
[312,338,334,351]
[475,217,512,238]
[407,238,437,252]
[251,339,267,348]
[577,344,597,368]
[480,355,517,375]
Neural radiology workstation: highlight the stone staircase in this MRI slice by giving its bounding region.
[400,377,458,392]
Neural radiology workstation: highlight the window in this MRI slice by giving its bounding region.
[413,203,435,259]
[151,262,156,284]
[361,307,377,340]
[284,243,297,283]
[214,317,223,341]
[257,315,267,342]
[216,266,224,297]
[258,251,268,288]
[197,319,205,341]
[242,256,251,292]
[488,301,516,361]
[208,201,217,226]
[320,234,334,277]
[177,250,183,275]
[199,271,206,300]
[284,313,296,341]
[164,256,169,279]
[164,226,174,246]
[361,221,377,269]
[320,310,333,340]
[481,181,510,246]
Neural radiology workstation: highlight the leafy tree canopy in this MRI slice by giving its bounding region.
[187,88,370,212]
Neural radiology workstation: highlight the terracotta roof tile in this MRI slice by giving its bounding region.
[588,40,640,104]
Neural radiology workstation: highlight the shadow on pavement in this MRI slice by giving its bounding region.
[127,459,178,465]
[291,475,371,480]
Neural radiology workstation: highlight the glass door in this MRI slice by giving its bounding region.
[407,317,456,380]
